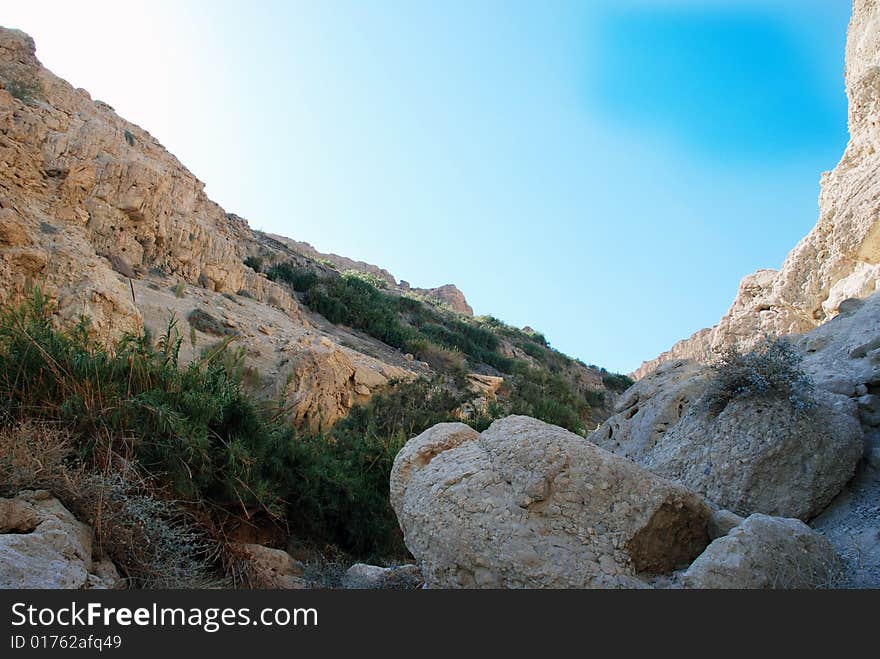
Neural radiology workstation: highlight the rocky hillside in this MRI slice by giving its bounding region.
[634,0,880,380]
[0,22,635,588]
[0,25,625,435]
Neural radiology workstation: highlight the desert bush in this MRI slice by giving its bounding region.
[173,281,186,298]
[414,343,467,375]
[0,292,291,516]
[0,421,220,588]
[4,75,42,104]
[266,262,319,292]
[188,308,236,336]
[342,269,389,289]
[703,337,815,414]
[243,256,263,273]
[70,472,224,589]
[601,370,634,392]
[282,377,468,558]
[0,421,72,495]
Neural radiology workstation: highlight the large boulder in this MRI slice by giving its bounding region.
[641,390,863,520]
[682,514,845,589]
[390,416,713,588]
[592,359,863,521]
[238,543,308,589]
[0,490,119,589]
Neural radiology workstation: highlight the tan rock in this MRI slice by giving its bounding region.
[0,490,119,589]
[0,209,31,246]
[682,514,844,589]
[238,543,307,589]
[0,26,299,342]
[592,357,863,521]
[635,1,880,378]
[391,416,713,588]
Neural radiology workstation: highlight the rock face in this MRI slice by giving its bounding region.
[411,284,474,316]
[0,28,297,341]
[390,416,714,588]
[682,514,844,589]
[596,291,880,586]
[0,26,430,430]
[0,490,119,589]
[274,339,414,432]
[592,362,863,521]
[593,359,711,463]
[643,391,862,520]
[635,0,880,379]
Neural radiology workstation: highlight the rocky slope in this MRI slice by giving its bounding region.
[589,291,880,587]
[266,233,474,315]
[634,0,880,380]
[0,25,619,433]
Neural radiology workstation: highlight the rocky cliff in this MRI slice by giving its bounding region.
[635,0,880,379]
[0,25,618,433]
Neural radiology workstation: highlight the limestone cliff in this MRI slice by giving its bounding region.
[635,0,880,379]
[0,25,615,432]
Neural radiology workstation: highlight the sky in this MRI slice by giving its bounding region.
[1,1,853,373]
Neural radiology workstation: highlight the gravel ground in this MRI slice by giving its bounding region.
[811,431,880,589]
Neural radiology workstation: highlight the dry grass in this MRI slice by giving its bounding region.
[0,421,228,589]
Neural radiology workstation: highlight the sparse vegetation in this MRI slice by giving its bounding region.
[703,337,815,415]
[243,256,263,273]
[601,370,634,392]
[264,261,605,433]
[173,281,186,298]
[0,271,617,568]
[3,74,42,104]
[188,308,236,336]
[0,291,472,564]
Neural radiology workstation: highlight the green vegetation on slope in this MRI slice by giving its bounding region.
[266,261,627,434]
[1,272,633,571]
[0,292,475,565]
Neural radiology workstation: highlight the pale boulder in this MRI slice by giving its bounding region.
[238,544,308,589]
[0,490,119,589]
[643,391,863,520]
[682,514,844,589]
[391,416,713,588]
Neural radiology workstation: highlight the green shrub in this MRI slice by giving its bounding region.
[283,378,468,557]
[243,256,263,273]
[602,370,634,392]
[0,292,291,515]
[499,366,592,435]
[266,262,317,291]
[703,337,815,415]
[4,75,42,104]
[342,269,389,289]
[188,308,236,336]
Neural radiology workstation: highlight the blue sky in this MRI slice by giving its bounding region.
[2,1,853,372]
